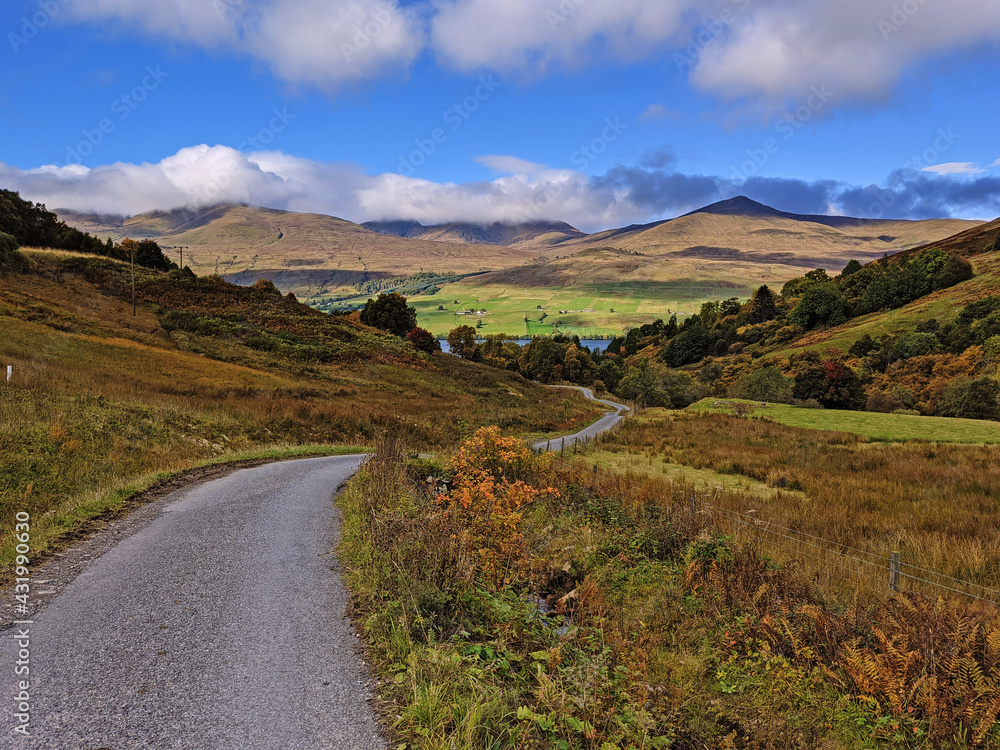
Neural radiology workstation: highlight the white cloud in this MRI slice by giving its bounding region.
[993,159,1000,168]
[0,146,650,231]
[474,155,546,174]
[922,162,986,176]
[639,104,678,123]
[689,0,1000,104]
[430,0,691,71]
[64,0,424,89]
[58,0,1000,106]
[6,145,998,233]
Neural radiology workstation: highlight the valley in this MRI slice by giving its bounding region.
[58,197,979,337]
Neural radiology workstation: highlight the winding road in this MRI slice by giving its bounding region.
[1,455,386,750]
[533,386,630,452]
[2,387,625,748]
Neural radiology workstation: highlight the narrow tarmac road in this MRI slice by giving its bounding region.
[1,454,386,750]
[533,386,630,452]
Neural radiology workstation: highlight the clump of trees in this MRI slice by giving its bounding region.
[358,292,444,356]
[360,292,418,337]
[0,189,177,271]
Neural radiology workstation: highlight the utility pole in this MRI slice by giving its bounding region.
[130,243,136,317]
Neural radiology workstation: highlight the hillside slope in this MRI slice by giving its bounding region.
[0,249,602,576]
[770,220,1000,357]
[57,204,539,296]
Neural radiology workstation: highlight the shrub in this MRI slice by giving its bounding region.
[438,427,557,589]
[406,326,441,354]
[252,278,283,296]
[866,390,904,413]
[728,366,794,403]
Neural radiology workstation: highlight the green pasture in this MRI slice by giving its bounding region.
[689,398,1000,444]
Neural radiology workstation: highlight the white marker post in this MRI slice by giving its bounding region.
[5,365,10,383]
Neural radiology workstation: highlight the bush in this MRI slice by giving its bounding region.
[439,427,557,589]
[252,278,283,296]
[406,326,441,354]
[728,367,794,404]
[0,231,26,273]
[866,390,904,413]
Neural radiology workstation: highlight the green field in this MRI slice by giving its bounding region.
[690,398,1000,443]
[409,279,752,337]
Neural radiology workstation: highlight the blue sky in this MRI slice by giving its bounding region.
[2,0,999,231]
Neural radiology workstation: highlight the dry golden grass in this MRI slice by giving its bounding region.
[574,410,1000,603]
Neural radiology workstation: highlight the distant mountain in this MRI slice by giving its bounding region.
[682,195,875,228]
[362,219,585,247]
[56,204,538,297]
[54,198,983,311]
[566,196,980,268]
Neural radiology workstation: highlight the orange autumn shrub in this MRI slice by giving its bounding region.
[440,426,558,589]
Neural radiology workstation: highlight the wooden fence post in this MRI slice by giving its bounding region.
[890,552,901,593]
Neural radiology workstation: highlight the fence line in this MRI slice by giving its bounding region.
[546,451,998,607]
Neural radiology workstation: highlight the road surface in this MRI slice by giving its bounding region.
[533,386,629,452]
[1,454,386,750]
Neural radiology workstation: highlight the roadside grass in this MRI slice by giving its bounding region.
[688,398,1000,444]
[583,410,1000,595]
[580,447,808,501]
[339,431,1000,749]
[0,251,603,583]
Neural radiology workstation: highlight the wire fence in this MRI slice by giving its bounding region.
[541,428,999,609]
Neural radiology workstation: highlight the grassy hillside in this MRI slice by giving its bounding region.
[770,233,1000,359]
[0,249,603,580]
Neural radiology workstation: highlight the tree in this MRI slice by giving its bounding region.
[518,338,562,382]
[0,231,26,273]
[252,279,282,296]
[728,367,794,403]
[937,377,1000,421]
[616,361,666,407]
[406,327,441,354]
[360,292,417,336]
[782,269,831,298]
[134,239,173,271]
[744,285,777,323]
[793,361,865,410]
[788,283,848,330]
[597,359,623,391]
[447,325,478,359]
[841,259,863,278]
